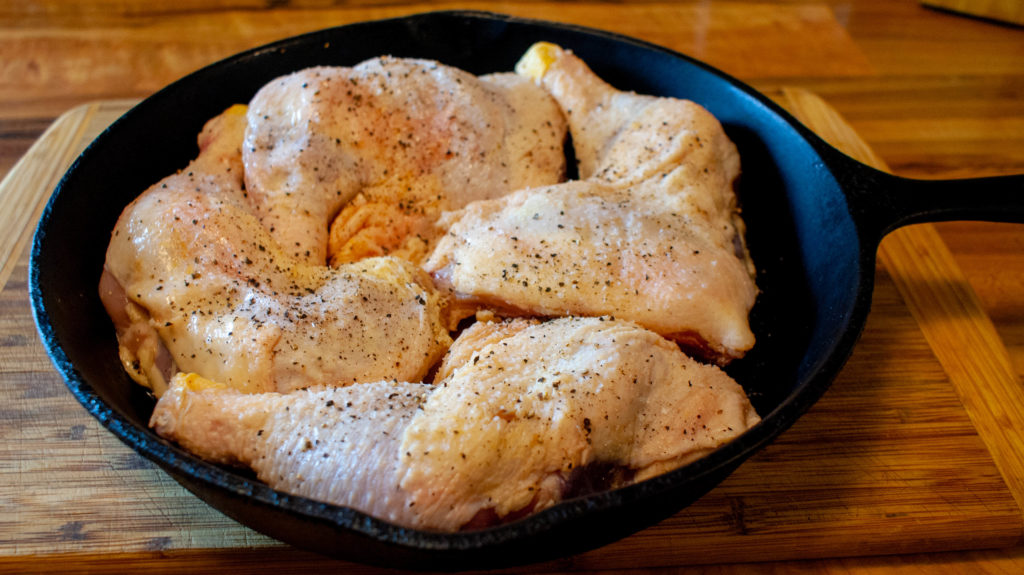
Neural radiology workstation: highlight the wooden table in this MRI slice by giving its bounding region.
[2,1,1023,573]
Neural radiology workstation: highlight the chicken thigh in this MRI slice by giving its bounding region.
[101,107,451,397]
[425,179,756,362]
[243,57,567,266]
[399,316,759,528]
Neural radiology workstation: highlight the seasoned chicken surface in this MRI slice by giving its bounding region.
[425,180,756,362]
[399,317,759,528]
[151,318,759,531]
[243,57,567,266]
[104,50,762,534]
[425,44,757,363]
[101,107,451,397]
[516,43,742,195]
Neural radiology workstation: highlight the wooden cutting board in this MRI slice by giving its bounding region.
[0,91,1021,571]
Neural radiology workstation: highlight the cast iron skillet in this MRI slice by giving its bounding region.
[29,10,1024,570]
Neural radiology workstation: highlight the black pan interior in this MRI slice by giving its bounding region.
[29,11,875,569]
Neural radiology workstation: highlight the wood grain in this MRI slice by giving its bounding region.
[775,87,1024,517]
[0,103,93,293]
[0,2,874,119]
[1,1,1023,572]
[0,90,1020,571]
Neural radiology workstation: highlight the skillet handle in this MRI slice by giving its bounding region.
[847,162,1024,240]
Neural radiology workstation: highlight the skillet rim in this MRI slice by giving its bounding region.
[28,8,879,566]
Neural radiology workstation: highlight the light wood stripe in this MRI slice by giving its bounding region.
[0,103,96,291]
[780,86,1024,519]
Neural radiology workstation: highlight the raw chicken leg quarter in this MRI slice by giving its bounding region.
[151,318,760,531]
[426,43,758,364]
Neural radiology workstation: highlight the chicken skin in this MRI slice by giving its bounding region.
[151,373,430,525]
[400,317,759,528]
[106,49,761,533]
[425,180,756,362]
[425,44,757,363]
[242,57,567,266]
[151,318,759,531]
[101,107,451,397]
